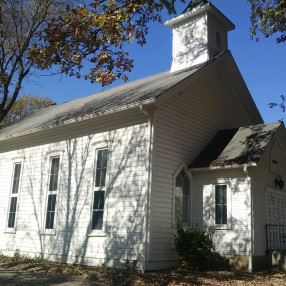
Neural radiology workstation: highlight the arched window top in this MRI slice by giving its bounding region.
[174,167,191,224]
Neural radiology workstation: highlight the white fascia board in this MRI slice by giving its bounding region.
[165,5,209,28]
[189,163,257,172]
[165,3,234,31]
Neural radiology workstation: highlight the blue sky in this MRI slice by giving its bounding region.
[23,0,286,123]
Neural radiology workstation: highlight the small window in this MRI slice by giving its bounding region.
[45,157,60,230]
[215,185,227,224]
[92,148,108,231]
[7,163,22,229]
[175,168,190,224]
[216,31,221,47]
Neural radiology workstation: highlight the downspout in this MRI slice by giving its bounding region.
[139,105,154,274]
[244,166,253,272]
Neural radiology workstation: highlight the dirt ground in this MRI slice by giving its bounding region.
[1,254,286,286]
[0,267,101,286]
[1,266,286,286]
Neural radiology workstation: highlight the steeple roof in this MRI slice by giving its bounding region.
[183,0,209,14]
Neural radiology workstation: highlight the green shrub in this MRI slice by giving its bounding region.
[174,222,215,270]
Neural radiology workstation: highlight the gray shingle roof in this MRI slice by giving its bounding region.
[0,52,225,141]
[189,122,282,169]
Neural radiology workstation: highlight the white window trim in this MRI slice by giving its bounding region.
[209,178,232,230]
[5,158,24,233]
[89,146,110,237]
[42,151,64,235]
[172,164,192,227]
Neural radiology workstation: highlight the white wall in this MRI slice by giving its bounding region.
[148,65,253,269]
[193,169,250,256]
[0,108,150,268]
[251,129,286,256]
[171,13,208,72]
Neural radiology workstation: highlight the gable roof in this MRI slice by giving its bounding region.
[0,52,226,141]
[189,122,282,169]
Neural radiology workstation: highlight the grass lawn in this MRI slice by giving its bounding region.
[0,254,285,285]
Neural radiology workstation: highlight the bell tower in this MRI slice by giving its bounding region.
[165,0,235,73]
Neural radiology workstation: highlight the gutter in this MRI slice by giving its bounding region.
[139,105,154,273]
[190,163,257,172]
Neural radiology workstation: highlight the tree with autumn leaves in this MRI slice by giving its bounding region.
[249,0,286,43]
[0,0,285,126]
[1,94,53,126]
[0,0,180,125]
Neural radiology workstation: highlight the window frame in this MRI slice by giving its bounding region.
[5,160,24,233]
[210,179,232,230]
[43,154,62,235]
[215,184,227,225]
[172,165,192,226]
[89,147,110,236]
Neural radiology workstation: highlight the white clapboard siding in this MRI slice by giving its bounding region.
[0,109,149,268]
[251,130,286,256]
[148,67,252,269]
[194,169,250,256]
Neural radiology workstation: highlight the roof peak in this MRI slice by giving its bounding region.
[183,0,209,14]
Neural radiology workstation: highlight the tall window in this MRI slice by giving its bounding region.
[92,148,108,230]
[215,185,227,225]
[175,168,190,224]
[45,157,60,230]
[7,163,22,229]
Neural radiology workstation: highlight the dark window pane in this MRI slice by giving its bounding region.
[93,191,100,209]
[49,157,60,191]
[96,150,103,170]
[95,168,101,187]
[51,157,59,175]
[8,212,16,228]
[183,177,189,196]
[45,212,55,229]
[182,196,188,223]
[8,197,17,228]
[92,211,104,230]
[215,185,227,225]
[102,149,108,168]
[179,169,185,180]
[222,186,227,204]
[215,205,222,224]
[98,191,105,209]
[215,187,222,205]
[93,191,105,210]
[45,195,56,229]
[222,205,227,224]
[47,194,56,211]
[95,149,108,188]
[10,197,17,212]
[101,168,106,187]
[176,175,182,188]
[12,164,21,194]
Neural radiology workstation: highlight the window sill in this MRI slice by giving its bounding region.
[41,231,56,236]
[4,230,16,234]
[88,231,107,237]
[211,225,232,230]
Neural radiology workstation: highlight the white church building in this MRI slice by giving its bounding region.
[0,0,286,272]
